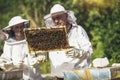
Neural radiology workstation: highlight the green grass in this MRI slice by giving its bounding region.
[39,60,51,74]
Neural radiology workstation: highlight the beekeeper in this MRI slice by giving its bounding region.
[44,4,93,80]
[0,16,46,80]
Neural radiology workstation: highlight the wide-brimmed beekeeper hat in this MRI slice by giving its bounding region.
[3,16,29,30]
[50,4,67,14]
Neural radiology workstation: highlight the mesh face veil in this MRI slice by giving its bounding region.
[44,4,77,27]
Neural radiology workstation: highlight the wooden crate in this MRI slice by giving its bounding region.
[42,74,57,80]
[110,67,120,80]
[0,69,23,80]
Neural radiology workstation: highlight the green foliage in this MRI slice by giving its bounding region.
[73,0,120,64]
[39,60,50,74]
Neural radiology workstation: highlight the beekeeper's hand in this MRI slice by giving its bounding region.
[66,47,87,59]
[0,61,15,71]
[36,54,47,62]
[31,54,47,67]
[66,48,81,58]
[30,58,39,67]
[0,30,8,41]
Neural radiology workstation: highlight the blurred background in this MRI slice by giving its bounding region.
[0,0,120,73]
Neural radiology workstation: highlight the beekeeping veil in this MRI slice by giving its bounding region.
[44,4,77,27]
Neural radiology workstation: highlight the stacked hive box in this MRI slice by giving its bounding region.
[0,69,23,80]
[64,67,120,80]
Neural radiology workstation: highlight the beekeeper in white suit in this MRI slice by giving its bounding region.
[0,16,46,80]
[44,4,93,80]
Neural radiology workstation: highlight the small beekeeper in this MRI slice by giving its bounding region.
[0,16,46,80]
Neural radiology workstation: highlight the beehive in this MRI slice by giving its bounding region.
[64,67,120,80]
[24,26,70,54]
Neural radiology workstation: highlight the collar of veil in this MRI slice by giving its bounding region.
[5,39,26,45]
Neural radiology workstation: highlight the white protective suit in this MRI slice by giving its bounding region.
[49,24,93,77]
[0,38,42,80]
[44,4,93,78]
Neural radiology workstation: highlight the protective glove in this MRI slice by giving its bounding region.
[66,48,81,58]
[36,54,47,62]
[0,62,16,71]
[66,48,87,59]
[30,54,47,67]
[30,58,39,67]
